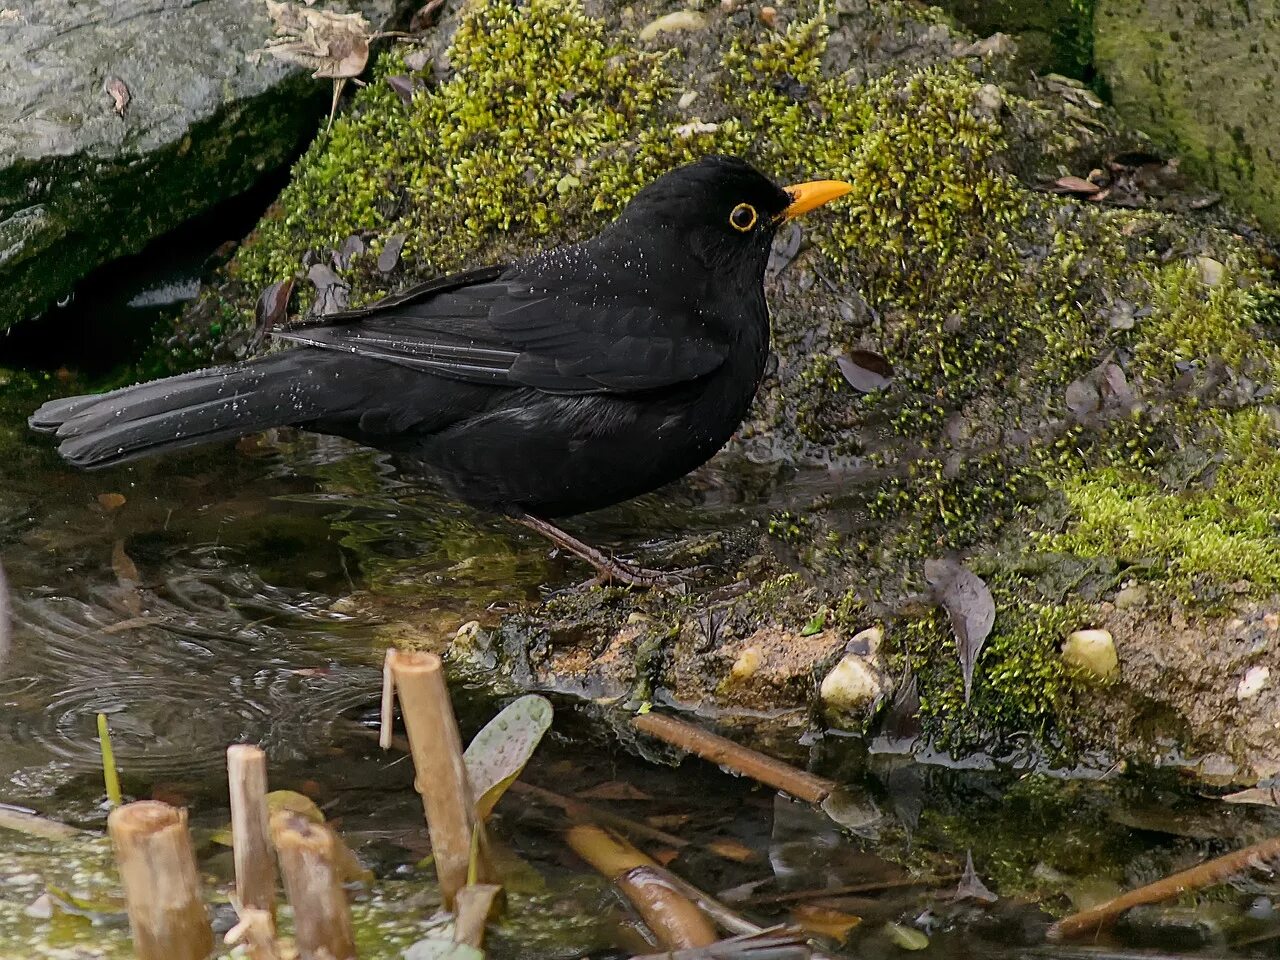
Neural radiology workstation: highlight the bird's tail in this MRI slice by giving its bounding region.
[29,352,337,469]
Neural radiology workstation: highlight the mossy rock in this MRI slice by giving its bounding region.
[181,0,1280,781]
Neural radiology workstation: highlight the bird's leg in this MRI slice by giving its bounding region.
[510,513,684,589]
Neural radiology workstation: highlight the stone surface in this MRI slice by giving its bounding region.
[0,0,407,330]
[1062,629,1119,680]
[1095,0,1280,231]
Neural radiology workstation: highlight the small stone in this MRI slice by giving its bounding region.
[820,652,884,718]
[730,647,762,680]
[455,620,482,642]
[845,626,882,657]
[1114,585,1148,609]
[638,10,706,41]
[1196,256,1225,287]
[674,120,718,137]
[1237,665,1271,700]
[720,0,736,10]
[1062,629,1118,680]
[1265,612,1280,631]
[972,83,1004,119]
[677,90,698,109]
[955,32,1013,59]
[23,894,53,919]
[759,5,777,28]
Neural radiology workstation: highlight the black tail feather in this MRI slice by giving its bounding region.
[29,353,336,469]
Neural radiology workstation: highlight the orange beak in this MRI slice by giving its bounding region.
[781,179,853,220]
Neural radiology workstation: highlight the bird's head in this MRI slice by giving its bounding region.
[606,155,852,284]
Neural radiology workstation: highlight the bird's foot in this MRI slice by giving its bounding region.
[511,512,703,591]
[579,558,708,591]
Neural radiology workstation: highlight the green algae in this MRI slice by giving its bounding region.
[189,0,1280,761]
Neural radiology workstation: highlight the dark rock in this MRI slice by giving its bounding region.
[0,0,410,330]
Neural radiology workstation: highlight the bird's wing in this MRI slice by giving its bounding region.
[273,258,729,395]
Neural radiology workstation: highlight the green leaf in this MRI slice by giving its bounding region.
[97,713,122,808]
[885,922,929,950]
[801,607,828,637]
[464,695,553,820]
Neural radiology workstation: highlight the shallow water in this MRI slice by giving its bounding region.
[0,230,1278,960]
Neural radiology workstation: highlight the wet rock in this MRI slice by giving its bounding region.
[1113,585,1149,609]
[1196,256,1225,287]
[1062,629,1119,680]
[0,0,409,330]
[1095,0,1280,231]
[820,650,887,724]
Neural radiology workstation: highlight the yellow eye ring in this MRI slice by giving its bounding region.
[729,202,757,232]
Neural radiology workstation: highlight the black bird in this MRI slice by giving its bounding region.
[30,156,851,585]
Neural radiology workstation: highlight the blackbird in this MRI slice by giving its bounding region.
[31,156,851,586]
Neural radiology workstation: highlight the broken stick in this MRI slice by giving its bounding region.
[108,801,213,960]
[271,811,356,960]
[227,745,276,919]
[631,713,835,804]
[387,649,490,908]
[568,823,717,950]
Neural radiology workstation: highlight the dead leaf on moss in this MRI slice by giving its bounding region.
[252,1,372,79]
[837,350,893,393]
[924,559,994,705]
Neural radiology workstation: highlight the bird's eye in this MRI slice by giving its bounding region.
[729,203,757,232]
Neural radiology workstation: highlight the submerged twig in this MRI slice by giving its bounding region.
[568,824,717,950]
[0,806,86,841]
[108,801,213,960]
[1048,834,1280,940]
[631,714,835,804]
[733,874,958,908]
[510,781,689,848]
[627,924,811,960]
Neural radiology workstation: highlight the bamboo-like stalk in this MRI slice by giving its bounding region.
[733,874,958,907]
[387,649,489,908]
[224,907,281,960]
[271,811,356,960]
[108,801,213,960]
[227,745,276,919]
[567,823,717,950]
[1048,834,1280,940]
[454,883,502,948]
[631,714,835,804]
[98,712,123,807]
[0,806,85,841]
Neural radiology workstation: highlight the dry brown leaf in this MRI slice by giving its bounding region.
[252,1,371,79]
[791,903,861,942]
[97,493,126,512]
[706,837,757,863]
[1221,785,1280,808]
[104,77,130,116]
[1049,175,1100,196]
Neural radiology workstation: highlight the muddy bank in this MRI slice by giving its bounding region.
[143,0,1280,782]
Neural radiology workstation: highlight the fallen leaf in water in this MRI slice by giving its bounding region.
[97,493,126,512]
[837,350,893,393]
[885,922,929,950]
[105,77,130,116]
[651,847,681,866]
[879,670,921,745]
[111,540,139,584]
[377,233,407,273]
[580,781,652,801]
[707,837,757,862]
[464,694,553,819]
[924,559,995,704]
[255,277,294,334]
[792,903,862,942]
[253,1,372,79]
[951,851,998,903]
[1222,785,1280,808]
